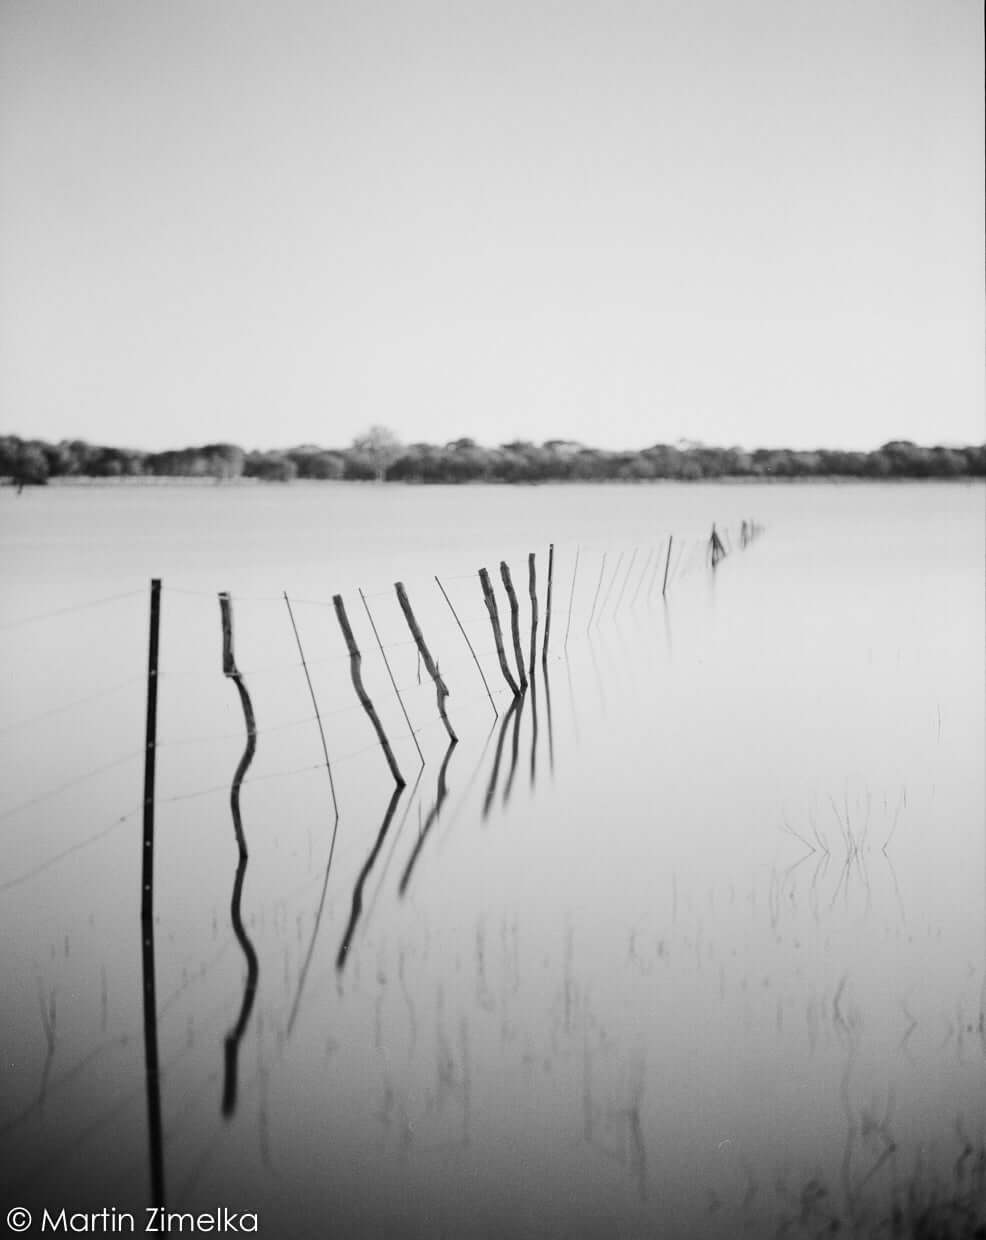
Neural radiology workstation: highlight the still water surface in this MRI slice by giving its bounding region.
[1,482,983,1237]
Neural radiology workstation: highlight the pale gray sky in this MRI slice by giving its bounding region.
[1,0,982,452]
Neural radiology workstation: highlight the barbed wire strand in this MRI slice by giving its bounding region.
[0,589,145,632]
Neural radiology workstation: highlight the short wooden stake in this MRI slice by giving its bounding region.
[435,575,498,719]
[479,568,520,697]
[541,543,555,663]
[334,595,405,787]
[141,578,161,923]
[661,535,674,597]
[500,561,528,691]
[395,582,458,742]
[527,552,538,678]
[359,588,425,767]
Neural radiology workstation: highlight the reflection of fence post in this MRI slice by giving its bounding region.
[395,582,458,743]
[541,543,554,663]
[528,553,538,677]
[141,579,161,923]
[140,908,165,1208]
[334,595,405,787]
[661,535,674,597]
[479,569,520,696]
[500,561,528,691]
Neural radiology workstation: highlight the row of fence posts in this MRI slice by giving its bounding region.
[138,521,758,918]
[135,520,761,1208]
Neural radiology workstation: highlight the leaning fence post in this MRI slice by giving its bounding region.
[500,561,528,691]
[527,553,538,678]
[359,588,425,768]
[661,535,674,597]
[479,568,520,697]
[334,595,405,787]
[541,543,554,664]
[395,582,458,743]
[141,578,161,923]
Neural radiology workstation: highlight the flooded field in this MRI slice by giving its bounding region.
[1,481,983,1238]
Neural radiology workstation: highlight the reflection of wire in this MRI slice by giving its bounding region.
[0,750,143,823]
[0,698,505,892]
[0,676,145,735]
[0,811,136,895]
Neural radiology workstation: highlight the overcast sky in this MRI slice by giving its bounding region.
[1,0,982,452]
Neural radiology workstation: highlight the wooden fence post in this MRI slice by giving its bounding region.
[220,592,258,859]
[140,578,164,1204]
[141,578,161,923]
[500,561,528,691]
[541,543,554,663]
[395,582,458,743]
[334,595,405,787]
[359,588,425,767]
[528,553,538,678]
[479,568,520,696]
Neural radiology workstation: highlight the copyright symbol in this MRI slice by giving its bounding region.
[6,1209,31,1233]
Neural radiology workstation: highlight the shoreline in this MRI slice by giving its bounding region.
[4,474,983,490]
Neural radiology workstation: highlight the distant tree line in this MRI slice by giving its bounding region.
[2,428,983,486]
